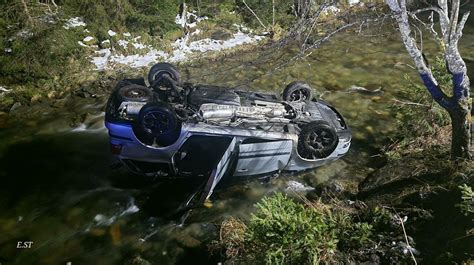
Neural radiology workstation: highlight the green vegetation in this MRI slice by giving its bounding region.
[215,193,410,264]
[386,56,452,159]
[457,184,474,216]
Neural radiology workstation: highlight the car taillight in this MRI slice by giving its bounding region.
[110,143,122,155]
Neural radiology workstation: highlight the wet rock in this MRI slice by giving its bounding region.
[125,255,152,265]
[285,180,315,193]
[0,111,8,128]
[110,223,122,245]
[9,102,21,113]
[47,91,57,99]
[347,85,384,95]
[211,29,232,41]
[51,95,72,108]
[30,94,43,104]
[89,228,106,236]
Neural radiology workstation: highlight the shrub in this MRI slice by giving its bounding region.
[218,193,374,264]
[457,184,474,216]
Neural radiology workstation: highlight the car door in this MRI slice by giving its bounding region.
[234,139,293,176]
[200,137,237,202]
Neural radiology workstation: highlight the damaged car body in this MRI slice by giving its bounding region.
[105,63,351,202]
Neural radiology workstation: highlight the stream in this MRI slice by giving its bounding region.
[0,7,473,264]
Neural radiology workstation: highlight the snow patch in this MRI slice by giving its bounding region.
[92,49,112,71]
[4,48,12,53]
[0,86,11,93]
[17,30,33,38]
[349,0,360,6]
[285,180,315,193]
[123,32,131,37]
[322,5,341,15]
[117,39,129,48]
[90,31,263,70]
[108,30,117,37]
[64,17,86,29]
[78,41,87,47]
[83,36,94,42]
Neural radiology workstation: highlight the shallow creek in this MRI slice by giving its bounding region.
[0,12,473,264]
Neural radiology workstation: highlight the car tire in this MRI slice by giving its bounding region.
[297,121,338,159]
[148,62,181,88]
[283,81,314,102]
[134,102,182,147]
[117,84,153,102]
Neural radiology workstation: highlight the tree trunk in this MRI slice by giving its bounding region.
[449,103,472,159]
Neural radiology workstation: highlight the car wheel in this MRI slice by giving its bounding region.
[297,121,338,159]
[117,84,153,102]
[134,102,182,147]
[148,62,181,88]
[283,81,314,102]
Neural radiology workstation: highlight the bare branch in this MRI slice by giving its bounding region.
[455,11,470,42]
[242,0,268,30]
[449,0,460,43]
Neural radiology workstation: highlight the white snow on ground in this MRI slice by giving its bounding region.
[64,17,86,29]
[0,86,11,93]
[322,5,341,15]
[117,39,129,48]
[77,41,87,47]
[285,180,315,193]
[90,30,263,70]
[4,48,12,53]
[16,30,33,38]
[92,49,112,70]
[109,49,169,68]
[85,11,262,70]
[83,36,94,42]
[349,0,360,6]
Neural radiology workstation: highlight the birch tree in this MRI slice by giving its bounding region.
[386,0,472,159]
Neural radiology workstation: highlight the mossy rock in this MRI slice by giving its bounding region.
[210,28,232,40]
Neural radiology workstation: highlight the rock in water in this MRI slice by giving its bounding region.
[347,85,384,95]
[110,223,121,245]
[285,180,315,193]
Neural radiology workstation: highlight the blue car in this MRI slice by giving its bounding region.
[105,63,351,201]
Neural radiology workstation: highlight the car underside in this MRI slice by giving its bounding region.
[105,63,351,204]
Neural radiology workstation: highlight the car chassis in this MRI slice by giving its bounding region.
[105,63,351,203]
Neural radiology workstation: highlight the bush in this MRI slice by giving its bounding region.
[457,184,474,216]
[218,193,374,264]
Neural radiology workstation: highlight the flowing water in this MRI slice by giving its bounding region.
[1,7,473,264]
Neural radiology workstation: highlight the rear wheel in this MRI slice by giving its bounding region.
[283,81,314,102]
[148,63,181,88]
[134,102,182,147]
[117,84,153,102]
[297,121,338,159]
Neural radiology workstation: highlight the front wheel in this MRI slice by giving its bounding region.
[283,81,314,102]
[297,121,338,159]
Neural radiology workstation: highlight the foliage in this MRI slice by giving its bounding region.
[387,56,452,158]
[235,0,296,29]
[218,193,375,264]
[392,57,451,139]
[457,184,474,216]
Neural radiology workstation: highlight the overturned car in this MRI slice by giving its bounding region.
[105,63,351,201]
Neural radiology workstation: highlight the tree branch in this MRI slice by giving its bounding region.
[242,0,268,30]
